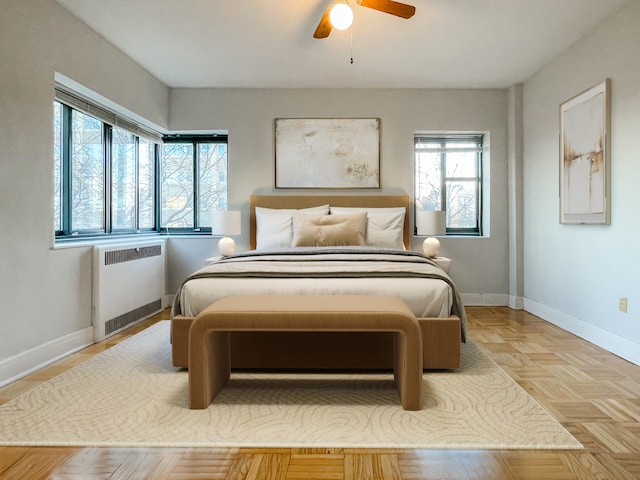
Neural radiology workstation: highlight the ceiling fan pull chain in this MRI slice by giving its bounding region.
[350,22,354,64]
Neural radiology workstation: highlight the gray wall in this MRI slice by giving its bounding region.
[0,0,513,385]
[522,0,640,363]
[19,0,634,383]
[0,0,169,382]
[167,88,511,300]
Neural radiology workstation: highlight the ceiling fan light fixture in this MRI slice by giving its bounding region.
[329,1,354,30]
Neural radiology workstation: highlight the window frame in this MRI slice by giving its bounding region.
[54,99,161,240]
[414,134,484,236]
[160,134,229,234]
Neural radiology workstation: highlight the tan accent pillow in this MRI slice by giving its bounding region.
[292,212,367,247]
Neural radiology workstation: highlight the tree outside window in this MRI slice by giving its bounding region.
[160,137,228,231]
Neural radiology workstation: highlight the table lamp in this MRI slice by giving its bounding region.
[211,210,241,256]
[415,210,446,257]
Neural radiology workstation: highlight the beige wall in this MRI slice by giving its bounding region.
[167,88,511,298]
[0,0,517,384]
[0,0,169,382]
[522,0,640,363]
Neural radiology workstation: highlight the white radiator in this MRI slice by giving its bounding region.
[92,240,166,341]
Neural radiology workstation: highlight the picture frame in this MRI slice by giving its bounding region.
[275,118,380,189]
[559,79,611,224]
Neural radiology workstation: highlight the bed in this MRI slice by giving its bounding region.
[171,195,466,370]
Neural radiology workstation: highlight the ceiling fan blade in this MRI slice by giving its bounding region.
[357,0,416,19]
[313,5,333,39]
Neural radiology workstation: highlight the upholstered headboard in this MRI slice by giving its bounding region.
[249,195,410,250]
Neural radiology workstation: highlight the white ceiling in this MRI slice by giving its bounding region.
[56,0,631,89]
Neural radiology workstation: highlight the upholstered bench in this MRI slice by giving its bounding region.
[188,295,423,410]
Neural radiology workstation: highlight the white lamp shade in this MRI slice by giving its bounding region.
[329,1,354,30]
[416,210,446,258]
[415,210,446,236]
[211,210,241,236]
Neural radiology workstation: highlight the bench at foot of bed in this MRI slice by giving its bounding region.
[172,308,461,371]
[188,294,423,410]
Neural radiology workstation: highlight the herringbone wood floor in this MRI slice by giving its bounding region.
[1,306,639,479]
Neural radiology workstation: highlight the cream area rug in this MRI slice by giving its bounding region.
[0,321,581,450]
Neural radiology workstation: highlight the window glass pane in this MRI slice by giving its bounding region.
[415,134,482,234]
[445,151,477,178]
[71,110,104,231]
[112,127,136,230]
[139,138,155,229]
[53,101,62,232]
[161,143,194,228]
[198,143,228,227]
[446,181,477,228]
[415,151,441,211]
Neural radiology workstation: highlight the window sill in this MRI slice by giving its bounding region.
[414,234,485,239]
[53,233,164,250]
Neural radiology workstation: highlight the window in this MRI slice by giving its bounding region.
[138,138,156,230]
[71,109,104,232]
[53,101,63,232]
[54,97,160,239]
[54,85,230,240]
[414,134,484,235]
[111,127,136,230]
[160,135,228,231]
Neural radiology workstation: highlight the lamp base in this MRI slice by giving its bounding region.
[422,236,440,258]
[218,236,236,256]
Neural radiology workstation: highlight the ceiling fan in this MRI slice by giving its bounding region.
[313,0,416,39]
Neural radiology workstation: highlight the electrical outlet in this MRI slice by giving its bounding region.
[619,297,628,313]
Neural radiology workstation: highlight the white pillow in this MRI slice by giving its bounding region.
[255,205,329,249]
[329,206,406,249]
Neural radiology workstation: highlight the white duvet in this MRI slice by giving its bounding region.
[172,247,466,340]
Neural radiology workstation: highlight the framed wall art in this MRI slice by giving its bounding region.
[560,79,611,224]
[275,118,380,188]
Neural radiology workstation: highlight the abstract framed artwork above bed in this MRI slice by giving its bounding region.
[171,194,466,372]
[274,118,380,188]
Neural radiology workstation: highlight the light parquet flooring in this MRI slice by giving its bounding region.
[1,306,639,479]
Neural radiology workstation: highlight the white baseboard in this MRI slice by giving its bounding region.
[509,295,525,310]
[458,293,523,308]
[461,293,510,306]
[2,296,174,388]
[0,327,93,388]
[163,294,175,308]
[524,298,640,367]
[5,296,634,389]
